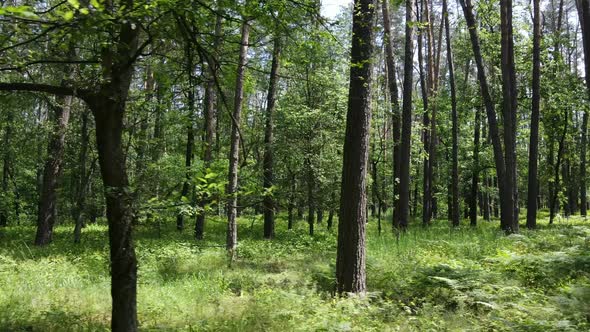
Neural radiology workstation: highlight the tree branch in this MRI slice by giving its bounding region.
[0,82,92,101]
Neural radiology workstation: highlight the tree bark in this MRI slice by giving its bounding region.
[262,36,281,239]
[469,107,480,227]
[35,95,72,245]
[0,110,12,227]
[74,109,90,243]
[527,0,541,229]
[396,0,416,230]
[500,0,519,233]
[306,157,315,236]
[227,21,250,257]
[381,0,401,227]
[336,0,374,294]
[443,0,460,227]
[577,0,590,217]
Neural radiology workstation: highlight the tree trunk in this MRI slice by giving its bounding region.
[550,112,568,224]
[444,0,460,227]
[227,21,250,256]
[35,95,72,245]
[500,0,519,233]
[196,12,222,240]
[306,157,315,236]
[459,0,512,232]
[177,33,196,232]
[336,0,374,294]
[577,0,590,217]
[92,98,137,332]
[74,109,90,243]
[0,110,12,227]
[262,36,281,239]
[396,0,416,230]
[469,107,481,227]
[527,0,541,229]
[417,1,432,226]
[381,0,401,227]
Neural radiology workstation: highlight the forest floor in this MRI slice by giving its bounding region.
[0,212,589,331]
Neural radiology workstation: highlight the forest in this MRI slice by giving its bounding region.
[0,0,589,330]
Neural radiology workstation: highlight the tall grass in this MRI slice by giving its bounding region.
[0,213,588,331]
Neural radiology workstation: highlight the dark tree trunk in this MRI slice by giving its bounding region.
[381,0,401,226]
[0,111,12,227]
[152,79,165,163]
[550,112,568,224]
[262,36,281,239]
[527,0,541,229]
[288,171,296,230]
[91,96,137,332]
[444,0,460,227]
[306,158,315,236]
[74,109,90,243]
[417,3,432,226]
[500,0,519,233]
[483,174,491,221]
[336,0,374,294]
[469,107,480,227]
[227,21,250,256]
[396,0,416,230]
[577,0,590,217]
[35,95,72,245]
[581,111,588,216]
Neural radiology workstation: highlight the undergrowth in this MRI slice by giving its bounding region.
[0,212,589,331]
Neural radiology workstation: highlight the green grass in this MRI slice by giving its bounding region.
[0,213,589,331]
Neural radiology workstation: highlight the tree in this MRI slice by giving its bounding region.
[578,0,590,217]
[396,0,416,230]
[336,0,374,294]
[262,36,281,239]
[443,0,459,227]
[459,0,512,232]
[0,0,143,328]
[499,0,519,233]
[527,0,542,229]
[227,19,250,257]
[381,0,401,227]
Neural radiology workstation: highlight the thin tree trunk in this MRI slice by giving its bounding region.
[227,21,250,257]
[35,95,72,245]
[382,0,401,226]
[469,107,480,227]
[336,0,374,294]
[263,36,281,239]
[577,0,590,217]
[0,110,12,227]
[306,157,315,236]
[396,0,416,230]
[417,1,432,226]
[74,109,90,243]
[550,112,568,224]
[527,0,541,229]
[443,0,460,227]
